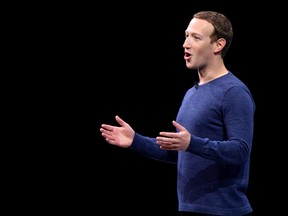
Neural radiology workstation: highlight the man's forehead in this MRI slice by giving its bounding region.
[186,18,214,35]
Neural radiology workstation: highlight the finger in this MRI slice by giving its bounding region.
[156,136,174,142]
[156,140,172,145]
[100,129,111,137]
[101,131,111,139]
[172,120,186,131]
[159,144,179,150]
[101,124,115,131]
[156,137,178,145]
[115,115,126,127]
[100,130,111,137]
[158,132,177,138]
[105,138,116,145]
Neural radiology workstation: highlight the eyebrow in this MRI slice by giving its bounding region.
[185,31,203,37]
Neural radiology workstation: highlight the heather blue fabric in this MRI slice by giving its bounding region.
[130,72,255,215]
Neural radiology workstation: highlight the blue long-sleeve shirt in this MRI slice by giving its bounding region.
[130,72,256,215]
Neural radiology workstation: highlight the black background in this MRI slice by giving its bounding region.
[19,1,285,215]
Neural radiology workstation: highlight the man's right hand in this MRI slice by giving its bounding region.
[100,115,135,148]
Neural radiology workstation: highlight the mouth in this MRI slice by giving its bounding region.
[184,52,191,60]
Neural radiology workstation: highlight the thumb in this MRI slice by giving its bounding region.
[115,115,126,127]
[172,120,187,132]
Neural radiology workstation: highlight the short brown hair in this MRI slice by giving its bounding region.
[193,11,233,58]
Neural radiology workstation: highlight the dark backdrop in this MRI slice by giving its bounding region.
[25,1,284,215]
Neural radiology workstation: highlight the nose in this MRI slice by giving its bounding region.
[183,38,190,49]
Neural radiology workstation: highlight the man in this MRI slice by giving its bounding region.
[100,11,255,216]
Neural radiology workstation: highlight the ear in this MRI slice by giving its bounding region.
[214,38,226,54]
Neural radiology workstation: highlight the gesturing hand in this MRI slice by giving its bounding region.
[156,121,191,151]
[100,115,135,148]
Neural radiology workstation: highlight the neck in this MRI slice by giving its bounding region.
[198,62,228,85]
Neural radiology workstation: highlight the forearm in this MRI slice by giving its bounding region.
[130,133,178,164]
